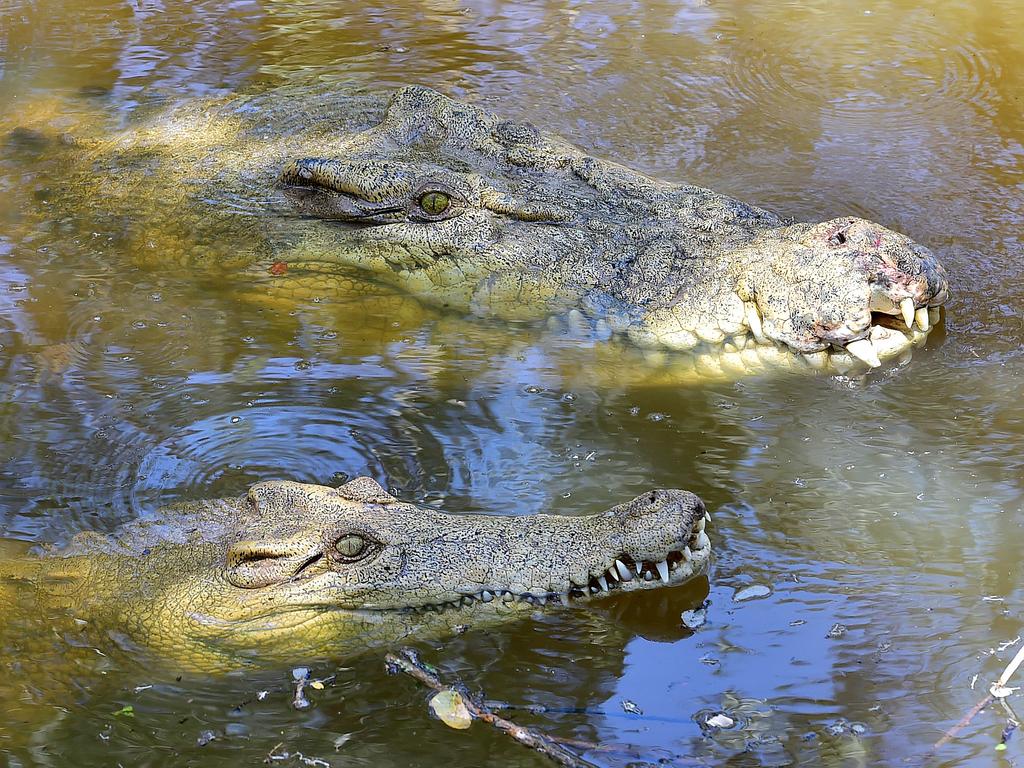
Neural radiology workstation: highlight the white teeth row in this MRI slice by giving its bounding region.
[842,301,939,368]
[409,514,714,614]
[740,298,937,373]
[899,297,933,332]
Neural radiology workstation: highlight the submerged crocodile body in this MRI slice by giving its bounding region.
[0,478,710,673]
[10,84,949,376]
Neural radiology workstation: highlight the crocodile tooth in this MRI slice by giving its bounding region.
[696,531,711,550]
[615,559,633,581]
[536,594,547,606]
[744,302,765,343]
[928,307,940,325]
[900,298,915,328]
[915,306,930,332]
[502,591,515,603]
[696,516,706,533]
[481,590,494,602]
[655,560,670,583]
[607,565,620,582]
[597,575,609,592]
[682,546,692,561]
[845,338,881,368]
[559,592,570,606]
[704,511,711,523]
[643,570,653,580]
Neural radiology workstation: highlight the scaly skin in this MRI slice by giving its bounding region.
[278,87,949,374]
[9,84,949,375]
[2,478,711,673]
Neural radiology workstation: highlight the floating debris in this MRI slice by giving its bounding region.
[429,689,473,730]
[621,699,644,715]
[196,729,217,746]
[826,623,848,639]
[291,667,312,710]
[705,713,735,729]
[681,607,708,629]
[733,585,771,602]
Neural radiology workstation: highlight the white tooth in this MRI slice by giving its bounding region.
[597,575,609,592]
[481,590,493,602]
[900,298,915,328]
[559,592,570,606]
[656,560,670,582]
[607,566,620,582]
[696,517,706,533]
[682,546,692,561]
[845,338,881,368]
[536,595,547,606]
[615,559,633,581]
[744,302,765,342]
[643,570,653,580]
[915,306,930,332]
[704,511,711,523]
[696,531,711,550]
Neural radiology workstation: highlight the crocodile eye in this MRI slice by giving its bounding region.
[334,533,371,560]
[417,190,450,216]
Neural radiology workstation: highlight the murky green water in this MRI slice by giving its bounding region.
[1,1,1022,765]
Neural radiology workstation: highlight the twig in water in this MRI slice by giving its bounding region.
[384,647,597,768]
[927,639,1024,758]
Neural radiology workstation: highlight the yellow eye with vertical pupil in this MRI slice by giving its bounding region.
[335,533,369,559]
[418,191,451,216]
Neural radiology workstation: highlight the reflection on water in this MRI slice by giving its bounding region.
[1,0,1022,765]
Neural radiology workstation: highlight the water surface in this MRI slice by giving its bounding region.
[1,1,1022,766]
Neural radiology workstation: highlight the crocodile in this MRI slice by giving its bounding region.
[7,84,949,377]
[0,477,711,673]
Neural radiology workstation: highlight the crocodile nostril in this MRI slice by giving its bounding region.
[828,230,848,247]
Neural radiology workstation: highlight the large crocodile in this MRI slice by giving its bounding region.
[0,477,710,673]
[8,84,949,377]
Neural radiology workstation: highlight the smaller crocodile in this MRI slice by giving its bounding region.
[0,478,711,673]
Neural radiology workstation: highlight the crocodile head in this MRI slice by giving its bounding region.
[112,478,709,670]
[278,86,949,376]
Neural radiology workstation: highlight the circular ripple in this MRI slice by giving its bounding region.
[127,405,409,506]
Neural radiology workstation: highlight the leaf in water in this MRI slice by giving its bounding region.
[310,681,325,690]
[429,689,473,730]
[112,705,134,718]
